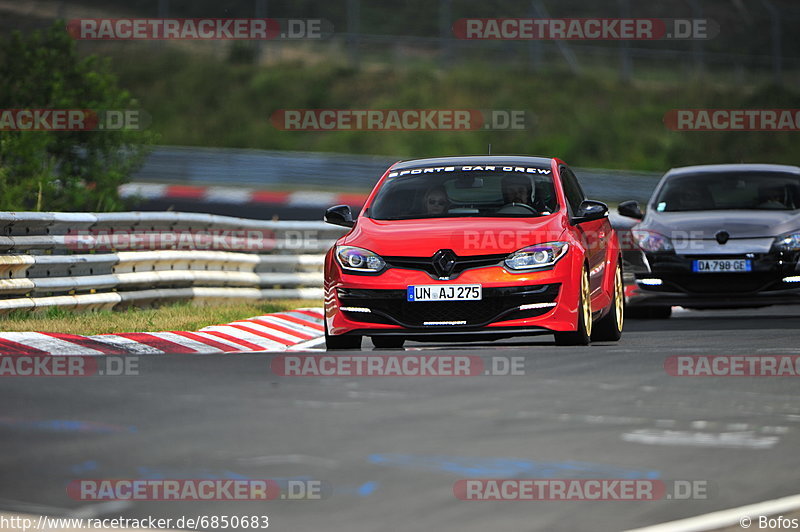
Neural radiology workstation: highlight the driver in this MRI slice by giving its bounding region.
[678,185,707,210]
[757,187,787,209]
[501,175,534,206]
[423,185,450,215]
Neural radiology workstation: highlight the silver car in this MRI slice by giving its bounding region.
[614,163,800,318]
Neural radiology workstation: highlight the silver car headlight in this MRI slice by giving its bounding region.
[335,246,386,272]
[632,229,674,252]
[504,242,569,271]
[774,232,800,252]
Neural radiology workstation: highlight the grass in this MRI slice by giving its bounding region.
[0,299,322,335]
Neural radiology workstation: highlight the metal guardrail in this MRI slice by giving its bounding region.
[130,147,663,204]
[0,212,346,313]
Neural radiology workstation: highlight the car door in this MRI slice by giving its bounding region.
[559,165,608,298]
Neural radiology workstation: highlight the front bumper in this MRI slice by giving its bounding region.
[339,283,560,326]
[326,257,581,336]
[624,249,800,309]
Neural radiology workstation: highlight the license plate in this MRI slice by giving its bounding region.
[407,284,482,302]
[692,259,752,273]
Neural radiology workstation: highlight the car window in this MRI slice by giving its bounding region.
[367,166,559,220]
[559,166,585,215]
[654,172,800,211]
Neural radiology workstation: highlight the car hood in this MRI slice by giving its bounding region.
[344,216,566,256]
[644,210,800,239]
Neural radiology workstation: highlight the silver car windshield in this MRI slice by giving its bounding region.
[654,172,800,212]
[367,168,559,220]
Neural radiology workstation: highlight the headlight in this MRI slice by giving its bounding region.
[632,229,674,252]
[335,246,386,272]
[774,232,800,251]
[504,242,569,271]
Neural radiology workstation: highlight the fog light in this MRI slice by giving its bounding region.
[782,276,800,283]
[519,302,557,310]
[638,278,663,286]
[340,307,371,313]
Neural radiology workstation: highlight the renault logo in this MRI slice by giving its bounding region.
[432,249,457,277]
[715,230,730,245]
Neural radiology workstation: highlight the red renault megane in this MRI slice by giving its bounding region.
[323,156,624,349]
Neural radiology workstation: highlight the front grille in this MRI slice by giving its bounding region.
[384,253,506,279]
[339,284,560,328]
[643,252,799,295]
[657,273,782,294]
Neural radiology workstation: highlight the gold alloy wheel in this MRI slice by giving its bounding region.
[582,268,592,338]
[614,264,624,332]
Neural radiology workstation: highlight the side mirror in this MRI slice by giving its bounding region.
[617,200,644,220]
[324,204,355,228]
[572,200,608,224]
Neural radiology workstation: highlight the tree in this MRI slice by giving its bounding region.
[0,22,152,212]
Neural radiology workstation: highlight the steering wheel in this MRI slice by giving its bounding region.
[498,202,538,214]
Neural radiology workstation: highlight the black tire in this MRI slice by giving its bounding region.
[626,306,672,320]
[591,262,624,342]
[624,306,650,319]
[325,322,362,350]
[371,336,406,349]
[554,266,592,346]
[648,306,672,319]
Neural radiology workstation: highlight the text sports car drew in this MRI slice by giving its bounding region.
[322,156,624,349]
[615,163,800,318]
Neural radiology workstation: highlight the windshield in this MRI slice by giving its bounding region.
[654,172,800,212]
[367,166,559,220]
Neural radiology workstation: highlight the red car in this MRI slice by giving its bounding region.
[323,156,624,349]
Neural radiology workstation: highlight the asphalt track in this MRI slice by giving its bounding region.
[1,306,800,532]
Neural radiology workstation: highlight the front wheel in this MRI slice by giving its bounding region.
[591,262,624,341]
[371,336,405,349]
[554,266,592,346]
[325,321,362,350]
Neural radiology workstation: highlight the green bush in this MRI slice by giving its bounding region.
[0,22,152,211]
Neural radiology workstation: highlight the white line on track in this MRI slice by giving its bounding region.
[621,428,780,449]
